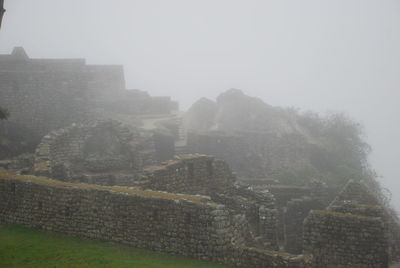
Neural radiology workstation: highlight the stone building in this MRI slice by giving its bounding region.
[0,47,116,135]
[0,47,178,139]
[33,121,156,186]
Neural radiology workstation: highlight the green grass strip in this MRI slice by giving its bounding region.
[0,225,227,268]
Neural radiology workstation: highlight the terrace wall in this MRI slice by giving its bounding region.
[303,210,389,268]
[0,173,308,268]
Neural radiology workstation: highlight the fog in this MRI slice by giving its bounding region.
[1,0,399,209]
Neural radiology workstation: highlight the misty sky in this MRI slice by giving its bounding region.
[1,0,399,209]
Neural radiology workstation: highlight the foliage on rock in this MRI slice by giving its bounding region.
[186,90,383,199]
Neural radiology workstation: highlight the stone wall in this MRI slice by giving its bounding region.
[284,197,325,254]
[229,246,309,268]
[328,180,400,262]
[0,64,91,136]
[267,185,312,207]
[37,148,282,253]
[0,153,34,174]
[329,202,385,218]
[140,154,235,196]
[329,180,381,207]
[86,65,125,100]
[101,90,178,115]
[212,186,279,250]
[262,184,328,252]
[0,171,308,268]
[138,155,281,251]
[0,47,178,141]
[0,174,231,261]
[186,130,308,178]
[303,210,389,268]
[0,48,99,136]
[34,121,153,186]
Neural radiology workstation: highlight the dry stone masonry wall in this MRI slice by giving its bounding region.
[301,180,394,267]
[0,172,307,268]
[1,155,394,267]
[284,197,325,254]
[304,210,389,268]
[259,184,328,253]
[186,131,308,178]
[0,175,231,261]
[328,180,400,263]
[329,180,382,207]
[34,121,153,186]
[0,47,178,140]
[139,154,235,195]
[138,154,281,251]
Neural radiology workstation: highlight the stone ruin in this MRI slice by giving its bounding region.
[1,149,395,267]
[185,130,308,178]
[325,180,400,264]
[0,47,178,139]
[0,48,398,267]
[1,154,308,268]
[302,181,391,267]
[33,121,155,186]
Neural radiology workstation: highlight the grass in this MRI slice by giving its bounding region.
[0,225,228,268]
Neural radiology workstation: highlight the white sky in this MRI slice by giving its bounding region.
[1,0,399,209]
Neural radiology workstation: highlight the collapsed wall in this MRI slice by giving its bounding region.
[0,170,308,268]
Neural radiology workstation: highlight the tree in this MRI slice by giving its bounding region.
[0,107,9,120]
[0,107,8,120]
[0,0,5,29]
